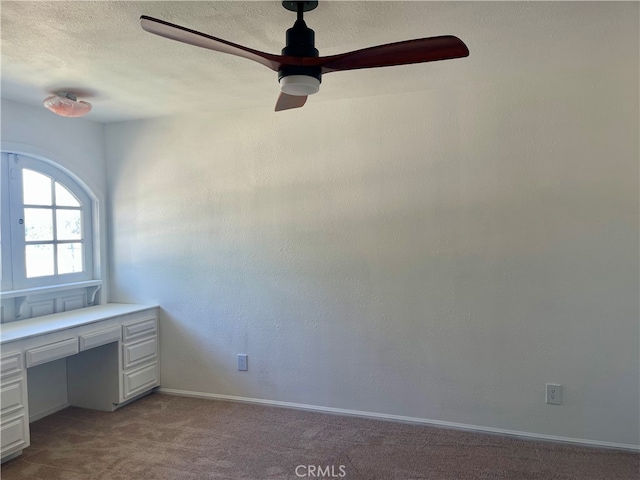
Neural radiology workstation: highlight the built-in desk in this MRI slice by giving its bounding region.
[0,303,160,461]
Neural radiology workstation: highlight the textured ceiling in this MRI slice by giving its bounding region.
[0,1,635,123]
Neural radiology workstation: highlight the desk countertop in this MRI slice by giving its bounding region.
[0,303,158,344]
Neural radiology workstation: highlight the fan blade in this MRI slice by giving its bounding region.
[317,36,469,73]
[140,15,284,71]
[275,92,307,112]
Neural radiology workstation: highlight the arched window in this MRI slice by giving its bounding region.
[1,153,100,320]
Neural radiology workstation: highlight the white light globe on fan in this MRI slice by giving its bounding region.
[279,75,320,96]
[43,92,92,118]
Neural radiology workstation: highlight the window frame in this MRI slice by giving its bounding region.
[2,152,95,290]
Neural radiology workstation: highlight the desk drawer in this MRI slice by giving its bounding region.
[123,337,157,369]
[80,327,121,351]
[122,317,156,341]
[26,338,78,367]
[1,414,28,454]
[0,353,23,380]
[123,362,158,399]
[0,378,26,417]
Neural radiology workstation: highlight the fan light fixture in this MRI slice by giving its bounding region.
[280,75,320,96]
[43,92,92,118]
[139,0,469,112]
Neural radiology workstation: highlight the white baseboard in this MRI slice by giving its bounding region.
[157,388,640,452]
[29,401,70,423]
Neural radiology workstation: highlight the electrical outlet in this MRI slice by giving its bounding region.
[237,354,248,371]
[546,383,562,405]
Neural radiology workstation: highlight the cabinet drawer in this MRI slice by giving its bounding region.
[80,327,121,351]
[123,337,157,369]
[0,353,22,380]
[122,317,157,341]
[25,338,78,367]
[123,362,158,399]
[0,378,26,417]
[1,415,28,454]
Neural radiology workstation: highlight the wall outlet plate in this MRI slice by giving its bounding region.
[237,354,248,371]
[546,383,562,405]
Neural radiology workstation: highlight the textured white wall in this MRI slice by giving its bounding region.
[105,13,639,446]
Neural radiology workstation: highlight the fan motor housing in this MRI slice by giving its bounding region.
[279,19,322,84]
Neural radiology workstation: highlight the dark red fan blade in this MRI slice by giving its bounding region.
[275,92,308,111]
[140,16,285,71]
[316,36,469,73]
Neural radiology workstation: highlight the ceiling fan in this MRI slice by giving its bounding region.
[140,1,469,112]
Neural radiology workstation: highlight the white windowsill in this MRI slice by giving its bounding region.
[0,280,103,300]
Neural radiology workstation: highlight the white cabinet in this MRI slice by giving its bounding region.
[1,416,28,453]
[124,363,159,399]
[1,379,27,417]
[0,304,159,461]
[123,337,157,369]
[122,318,156,341]
[0,352,29,459]
[79,327,120,351]
[120,315,159,402]
[0,353,22,379]
[25,338,79,367]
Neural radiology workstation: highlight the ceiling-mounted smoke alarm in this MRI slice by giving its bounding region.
[43,92,92,117]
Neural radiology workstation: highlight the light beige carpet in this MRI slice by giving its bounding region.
[1,393,638,479]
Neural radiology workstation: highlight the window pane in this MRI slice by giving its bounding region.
[24,208,54,241]
[23,169,52,206]
[55,182,80,207]
[26,244,54,277]
[56,209,82,240]
[57,243,83,274]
